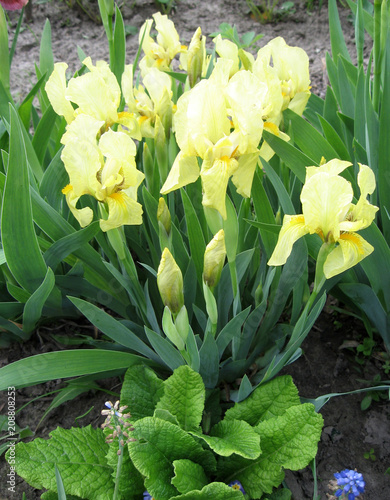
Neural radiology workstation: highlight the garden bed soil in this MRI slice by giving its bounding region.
[1,0,389,499]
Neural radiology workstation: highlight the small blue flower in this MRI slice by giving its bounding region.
[143,491,155,500]
[228,480,246,494]
[334,469,365,499]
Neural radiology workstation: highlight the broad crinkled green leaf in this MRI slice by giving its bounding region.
[156,365,205,431]
[171,459,208,494]
[191,419,261,459]
[128,417,216,500]
[6,426,114,500]
[41,492,81,500]
[171,482,244,499]
[224,375,300,425]
[120,365,165,421]
[220,403,323,498]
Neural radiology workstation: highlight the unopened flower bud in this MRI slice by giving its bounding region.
[157,197,171,235]
[203,229,226,289]
[157,248,184,314]
[185,27,206,88]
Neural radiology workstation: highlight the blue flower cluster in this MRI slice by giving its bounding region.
[334,469,365,499]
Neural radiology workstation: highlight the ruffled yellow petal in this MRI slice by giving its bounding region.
[100,191,143,231]
[143,68,173,107]
[61,139,102,198]
[267,37,310,98]
[66,58,120,123]
[214,35,239,77]
[62,184,94,228]
[184,79,231,157]
[160,151,200,194]
[201,152,238,219]
[231,152,260,198]
[117,111,142,141]
[45,62,75,124]
[340,163,379,232]
[357,163,376,197]
[301,171,353,241]
[123,171,145,201]
[226,70,266,153]
[323,232,374,279]
[153,12,182,60]
[288,90,311,116]
[61,114,104,146]
[305,159,352,181]
[268,214,308,266]
[99,129,137,159]
[259,122,290,162]
[252,57,283,125]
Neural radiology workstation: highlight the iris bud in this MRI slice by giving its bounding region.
[157,248,184,314]
[203,230,226,289]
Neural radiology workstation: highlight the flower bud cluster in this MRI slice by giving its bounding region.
[101,400,135,453]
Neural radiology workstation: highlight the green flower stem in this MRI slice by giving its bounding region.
[373,0,383,112]
[112,439,124,500]
[121,247,148,317]
[229,260,238,300]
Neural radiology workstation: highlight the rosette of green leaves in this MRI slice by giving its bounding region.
[6,366,323,499]
[262,0,390,351]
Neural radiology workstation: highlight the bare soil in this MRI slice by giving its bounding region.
[1,0,389,499]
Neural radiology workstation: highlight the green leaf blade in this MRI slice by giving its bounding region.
[172,459,208,494]
[156,365,205,431]
[2,105,47,293]
[193,419,261,459]
[224,375,300,425]
[7,426,114,500]
[120,364,165,422]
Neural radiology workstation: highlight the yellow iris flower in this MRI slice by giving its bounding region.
[256,37,311,119]
[45,58,140,139]
[161,67,267,218]
[61,125,144,232]
[268,160,378,279]
[139,12,185,76]
[122,65,174,138]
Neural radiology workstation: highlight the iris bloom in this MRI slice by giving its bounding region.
[139,12,185,75]
[122,65,174,138]
[61,125,144,231]
[268,160,378,279]
[0,0,28,10]
[45,58,140,139]
[161,65,267,218]
[255,37,311,119]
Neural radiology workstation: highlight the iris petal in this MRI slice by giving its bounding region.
[268,215,308,266]
[323,233,374,279]
[301,172,353,241]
